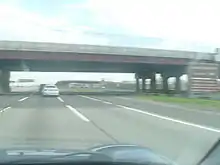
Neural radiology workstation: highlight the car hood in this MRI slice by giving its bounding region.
[0,144,176,164]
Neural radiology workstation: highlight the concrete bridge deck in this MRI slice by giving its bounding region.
[0,41,214,60]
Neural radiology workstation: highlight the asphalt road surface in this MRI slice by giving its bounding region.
[0,95,219,165]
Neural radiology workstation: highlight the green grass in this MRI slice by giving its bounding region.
[139,95,220,109]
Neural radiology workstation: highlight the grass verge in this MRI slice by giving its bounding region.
[139,95,220,109]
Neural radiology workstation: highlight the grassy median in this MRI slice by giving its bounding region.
[139,95,220,109]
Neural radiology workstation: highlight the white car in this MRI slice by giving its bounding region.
[41,85,59,97]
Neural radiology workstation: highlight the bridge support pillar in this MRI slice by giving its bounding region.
[161,73,169,94]
[175,75,181,94]
[150,72,156,93]
[0,70,11,93]
[135,77,140,93]
[142,77,146,93]
[135,73,140,93]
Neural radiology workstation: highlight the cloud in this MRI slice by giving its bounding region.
[151,39,216,52]
[0,0,219,51]
[11,72,134,83]
[84,0,220,45]
[0,4,110,44]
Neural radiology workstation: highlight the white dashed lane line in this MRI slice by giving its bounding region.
[57,97,64,103]
[56,96,90,122]
[18,97,29,102]
[80,95,113,105]
[102,101,113,105]
[1,106,11,112]
[80,95,101,101]
[1,96,30,113]
[65,105,90,122]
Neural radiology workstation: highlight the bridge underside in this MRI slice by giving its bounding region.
[0,59,186,73]
[0,59,187,94]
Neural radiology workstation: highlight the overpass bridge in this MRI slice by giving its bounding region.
[0,41,219,94]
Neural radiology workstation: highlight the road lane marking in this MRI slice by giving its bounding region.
[65,105,90,122]
[80,95,220,132]
[143,99,220,116]
[117,96,220,116]
[80,95,101,102]
[70,95,220,132]
[80,95,113,105]
[102,101,112,105]
[116,104,220,133]
[79,96,220,131]
[57,97,64,103]
[1,106,11,112]
[117,105,128,109]
[18,97,29,102]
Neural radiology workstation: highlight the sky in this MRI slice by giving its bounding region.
[1,0,219,82]
[11,72,136,84]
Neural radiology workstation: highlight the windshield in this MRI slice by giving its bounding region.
[0,1,220,165]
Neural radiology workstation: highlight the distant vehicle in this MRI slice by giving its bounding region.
[41,84,59,97]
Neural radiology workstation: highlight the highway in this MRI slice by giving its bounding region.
[0,95,219,165]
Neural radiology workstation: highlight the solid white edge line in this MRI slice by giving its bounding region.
[80,95,101,102]
[57,97,64,103]
[1,106,11,112]
[144,99,220,116]
[79,96,220,133]
[116,104,220,133]
[117,96,220,116]
[18,97,29,102]
[65,105,90,122]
